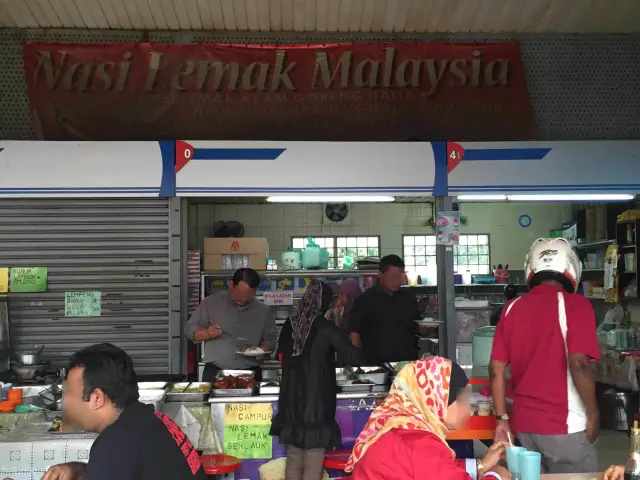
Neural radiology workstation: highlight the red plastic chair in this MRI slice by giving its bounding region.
[201,454,241,477]
[323,450,352,471]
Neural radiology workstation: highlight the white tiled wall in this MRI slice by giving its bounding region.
[188,201,574,269]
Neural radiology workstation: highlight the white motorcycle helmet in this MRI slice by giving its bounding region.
[524,238,582,293]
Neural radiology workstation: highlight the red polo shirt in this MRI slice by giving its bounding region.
[491,285,600,435]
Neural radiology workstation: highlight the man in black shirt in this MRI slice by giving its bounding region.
[42,344,207,480]
[348,255,422,365]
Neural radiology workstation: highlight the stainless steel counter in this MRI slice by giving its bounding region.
[208,391,388,403]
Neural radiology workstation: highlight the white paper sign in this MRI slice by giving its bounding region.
[263,291,294,306]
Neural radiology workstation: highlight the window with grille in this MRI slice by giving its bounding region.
[291,236,380,269]
[403,234,491,274]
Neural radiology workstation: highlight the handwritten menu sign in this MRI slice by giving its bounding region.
[9,267,48,293]
[0,268,8,294]
[65,291,102,317]
[262,291,294,306]
[223,403,272,459]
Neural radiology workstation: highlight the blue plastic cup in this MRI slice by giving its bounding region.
[506,446,526,479]
[519,451,542,480]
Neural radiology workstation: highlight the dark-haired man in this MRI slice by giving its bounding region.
[186,267,276,382]
[43,343,207,480]
[348,255,422,365]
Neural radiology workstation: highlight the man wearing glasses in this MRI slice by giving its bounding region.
[348,255,422,365]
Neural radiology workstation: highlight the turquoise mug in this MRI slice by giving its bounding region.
[506,446,526,479]
[519,451,542,480]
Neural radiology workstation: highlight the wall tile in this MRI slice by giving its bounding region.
[188,201,575,268]
[283,204,308,227]
[196,204,215,232]
[214,204,238,222]
[306,204,324,226]
[260,204,284,227]
[237,204,262,227]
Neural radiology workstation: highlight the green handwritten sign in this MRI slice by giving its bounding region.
[223,424,272,459]
[9,267,48,293]
[65,291,102,317]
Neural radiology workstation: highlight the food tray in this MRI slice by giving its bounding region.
[355,367,389,385]
[216,370,255,378]
[335,367,356,382]
[212,387,258,397]
[259,382,280,395]
[138,382,168,390]
[337,381,374,393]
[138,389,167,401]
[166,382,211,402]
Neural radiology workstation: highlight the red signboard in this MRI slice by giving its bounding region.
[23,41,537,141]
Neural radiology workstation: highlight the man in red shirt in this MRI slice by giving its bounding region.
[490,238,600,473]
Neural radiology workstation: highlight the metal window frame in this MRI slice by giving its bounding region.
[401,233,492,271]
[290,235,382,269]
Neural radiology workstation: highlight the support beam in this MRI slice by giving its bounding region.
[435,196,456,361]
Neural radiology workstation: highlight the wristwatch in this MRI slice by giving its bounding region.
[496,413,510,421]
[477,459,486,477]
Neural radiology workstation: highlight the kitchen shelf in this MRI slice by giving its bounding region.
[582,268,604,272]
[575,239,614,249]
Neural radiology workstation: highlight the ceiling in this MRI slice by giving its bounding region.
[0,0,638,33]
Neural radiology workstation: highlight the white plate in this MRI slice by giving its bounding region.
[236,350,272,357]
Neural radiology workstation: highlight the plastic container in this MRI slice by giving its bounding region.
[280,249,302,271]
[472,327,496,367]
[7,388,23,405]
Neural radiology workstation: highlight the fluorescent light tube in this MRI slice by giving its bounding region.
[266,196,395,203]
[507,194,634,202]
[457,195,507,201]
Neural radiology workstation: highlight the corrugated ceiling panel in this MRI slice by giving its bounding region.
[0,199,171,375]
[1,0,638,32]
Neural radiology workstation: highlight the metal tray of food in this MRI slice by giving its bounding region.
[262,369,282,382]
[166,382,212,402]
[337,381,374,393]
[259,382,280,395]
[335,367,356,382]
[212,387,258,397]
[354,367,389,385]
[138,382,168,390]
[216,370,255,379]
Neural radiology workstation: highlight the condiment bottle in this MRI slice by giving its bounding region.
[624,421,640,480]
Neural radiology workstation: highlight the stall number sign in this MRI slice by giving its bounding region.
[262,291,293,306]
[223,403,273,459]
[9,267,48,293]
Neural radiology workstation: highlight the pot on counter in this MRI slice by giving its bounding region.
[11,362,49,382]
[14,345,44,366]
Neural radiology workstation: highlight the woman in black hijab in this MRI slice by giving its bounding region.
[271,280,364,480]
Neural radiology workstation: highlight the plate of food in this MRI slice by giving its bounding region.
[236,346,272,357]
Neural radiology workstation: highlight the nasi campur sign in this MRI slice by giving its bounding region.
[23,41,536,141]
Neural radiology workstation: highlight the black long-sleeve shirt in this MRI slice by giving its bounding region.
[349,285,421,365]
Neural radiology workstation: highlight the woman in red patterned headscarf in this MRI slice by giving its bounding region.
[346,358,511,480]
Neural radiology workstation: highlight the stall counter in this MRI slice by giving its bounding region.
[208,389,495,480]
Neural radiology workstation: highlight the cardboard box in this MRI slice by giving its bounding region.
[203,237,269,256]
[203,253,267,272]
[202,238,269,272]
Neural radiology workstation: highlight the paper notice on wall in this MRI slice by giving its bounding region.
[436,211,460,246]
[9,267,48,292]
[0,268,8,294]
[65,291,102,317]
[223,403,273,459]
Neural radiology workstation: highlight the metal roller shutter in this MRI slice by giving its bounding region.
[0,198,171,375]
